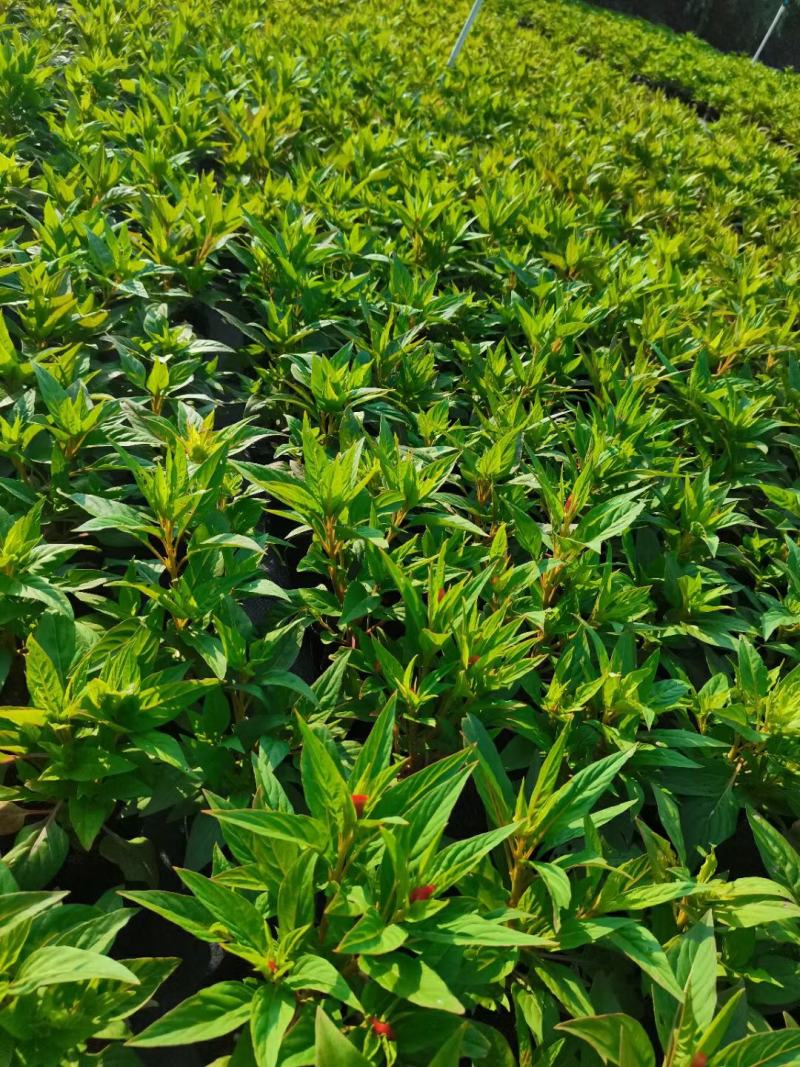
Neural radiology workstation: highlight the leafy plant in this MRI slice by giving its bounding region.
[0,865,176,1065]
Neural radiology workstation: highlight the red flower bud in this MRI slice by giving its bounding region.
[565,493,574,512]
[351,793,368,816]
[690,1056,708,1067]
[267,960,277,973]
[371,1019,395,1040]
[467,655,479,667]
[437,587,445,603]
[409,884,436,903]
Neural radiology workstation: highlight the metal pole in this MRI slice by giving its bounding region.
[752,0,789,63]
[447,0,486,68]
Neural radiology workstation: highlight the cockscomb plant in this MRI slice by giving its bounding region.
[121,702,533,1063]
[0,501,77,628]
[0,611,216,885]
[0,864,176,1066]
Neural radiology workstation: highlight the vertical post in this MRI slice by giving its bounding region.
[447,0,486,68]
[752,0,789,64]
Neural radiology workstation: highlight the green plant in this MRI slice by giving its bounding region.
[0,866,176,1065]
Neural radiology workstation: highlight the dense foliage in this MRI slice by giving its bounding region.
[3,0,800,1063]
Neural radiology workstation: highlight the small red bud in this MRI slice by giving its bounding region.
[409,884,436,903]
[267,960,277,973]
[690,1055,708,1067]
[371,1019,395,1040]
[351,793,368,816]
[565,493,574,512]
[467,655,479,667]
[437,587,445,602]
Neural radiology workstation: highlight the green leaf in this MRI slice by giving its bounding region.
[462,714,514,828]
[128,981,254,1047]
[696,988,747,1060]
[422,823,519,891]
[709,1030,800,1066]
[286,954,362,1011]
[250,984,295,1067]
[747,808,800,900]
[338,581,381,626]
[429,1025,468,1067]
[737,639,769,705]
[534,748,634,847]
[572,491,646,553]
[0,890,65,935]
[359,953,464,1014]
[181,630,228,680]
[120,889,217,941]
[350,696,396,790]
[605,880,697,911]
[210,810,330,853]
[31,363,67,414]
[176,868,267,950]
[277,852,317,938]
[652,785,688,866]
[136,730,191,772]
[69,794,114,851]
[534,959,594,1018]
[24,637,63,713]
[527,722,571,818]
[678,911,718,1037]
[262,670,319,706]
[336,908,408,955]
[532,861,572,929]
[191,533,266,555]
[4,576,73,617]
[422,912,555,948]
[240,577,292,602]
[5,819,69,889]
[313,1007,371,1067]
[236,463,319,516]
[556,1014,655,1067]
[297,716,350,829]
[11,946,139,994]
[100,835,159,888]
[605,924,684,999]
[766,664,800,731]
[370,544,426,638]
[71,494,159,539]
